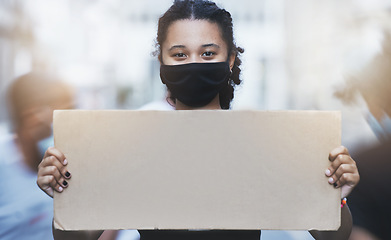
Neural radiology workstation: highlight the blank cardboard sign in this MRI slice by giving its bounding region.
[53,110,341,231]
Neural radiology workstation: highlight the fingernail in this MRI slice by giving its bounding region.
[65,171,71,178]
[63,159,68,165]
[59,186,63,192]
[63,180,68,186]
[328,177,334,183]
[333,183,338,188]
[325,169,331,176]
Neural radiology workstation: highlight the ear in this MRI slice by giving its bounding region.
[228,51,236,71]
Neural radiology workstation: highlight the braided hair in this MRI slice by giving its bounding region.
[156,0,244,109]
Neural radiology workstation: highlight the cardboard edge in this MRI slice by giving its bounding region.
[307,227,341,232]
[308,222,341,231]
[53,218,65,230]
[53,110,63,231]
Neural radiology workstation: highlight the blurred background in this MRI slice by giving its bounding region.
[1,0,391,240]
[2,0,391,152]
[1,0,391,148]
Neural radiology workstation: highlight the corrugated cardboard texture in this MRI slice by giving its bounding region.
[53,110,341,231]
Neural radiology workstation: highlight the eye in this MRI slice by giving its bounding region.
[173,53,187,58]
[202,51,215,57]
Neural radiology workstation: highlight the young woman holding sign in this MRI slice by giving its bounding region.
[37,1,360,239]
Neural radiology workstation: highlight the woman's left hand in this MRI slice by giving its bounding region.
[325,146,360,199]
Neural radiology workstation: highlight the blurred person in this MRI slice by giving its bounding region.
[37,1,360,240]
[335,32,391,240]
[0,72,74,239]
[335,32,391,143]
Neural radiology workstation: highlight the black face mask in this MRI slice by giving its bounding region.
[160,62,230,108]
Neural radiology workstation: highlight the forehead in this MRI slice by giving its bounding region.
[163,19,226,49]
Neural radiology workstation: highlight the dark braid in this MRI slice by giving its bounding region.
[156,0,244,109]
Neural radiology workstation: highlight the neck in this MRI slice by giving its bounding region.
[175,95,222,110]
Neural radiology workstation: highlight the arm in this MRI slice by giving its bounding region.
[310,203,352,240]
[37,147,106,240]
[310,146,359,240]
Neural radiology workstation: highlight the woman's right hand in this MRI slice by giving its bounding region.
[37,147,71,198]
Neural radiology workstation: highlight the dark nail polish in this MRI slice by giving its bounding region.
[63,180,68,186]
[333,183,337,188]
[65,172,70,178]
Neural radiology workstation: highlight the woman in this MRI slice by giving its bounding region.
[37,1,360,239]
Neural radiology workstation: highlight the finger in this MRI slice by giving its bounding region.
[334,172,359,188]
[39,155,71,179]
[327,163,356,186]
[325,154,354,177]
[47,174,65,193]
[43,147,67,165]
[329,146,349,161]
[37,175,54,198]
[39,166,69,188]
[37,175,63,198]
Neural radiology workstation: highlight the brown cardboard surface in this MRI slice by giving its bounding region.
[53,110,341,231]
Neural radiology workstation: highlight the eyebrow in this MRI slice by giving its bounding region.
[168,43,220,51]
[168,45,186,51]
[202,43,220,48]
